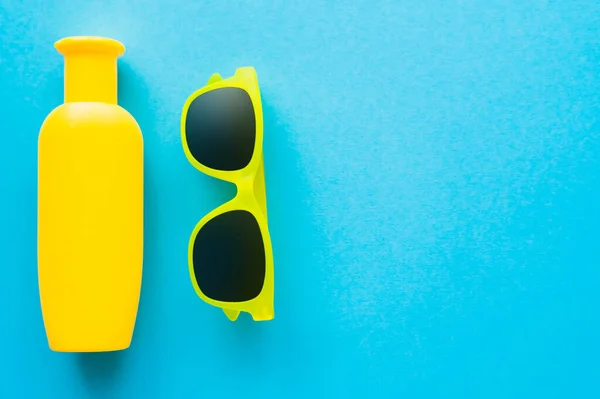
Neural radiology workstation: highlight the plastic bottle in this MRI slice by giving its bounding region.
[38,36,143,352]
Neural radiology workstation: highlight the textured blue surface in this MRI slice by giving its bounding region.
[1,0,600,397]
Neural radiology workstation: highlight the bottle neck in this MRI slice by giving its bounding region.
[55,36,125,104]
[64,54,118,104]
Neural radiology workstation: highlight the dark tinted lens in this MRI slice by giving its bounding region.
[185,87,256,171]
[193,210,265,302]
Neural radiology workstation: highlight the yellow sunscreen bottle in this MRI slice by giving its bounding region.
[38,36,143,352]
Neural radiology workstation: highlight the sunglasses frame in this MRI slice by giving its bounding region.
[180,67,274,321]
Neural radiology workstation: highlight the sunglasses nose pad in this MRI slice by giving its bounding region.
[223,308,240,321]
[207,73,223,85]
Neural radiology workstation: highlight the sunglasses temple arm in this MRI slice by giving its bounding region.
[254,155,268,221]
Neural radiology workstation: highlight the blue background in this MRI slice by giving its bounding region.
[1,0,599,397]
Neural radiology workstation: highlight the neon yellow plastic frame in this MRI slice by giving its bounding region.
[181,67,274,322]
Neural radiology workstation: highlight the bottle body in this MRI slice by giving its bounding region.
[38,102,143,352]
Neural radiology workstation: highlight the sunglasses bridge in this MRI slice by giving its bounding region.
[234,174,258,204]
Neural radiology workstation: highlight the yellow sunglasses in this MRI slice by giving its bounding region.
[180,67,274,321]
